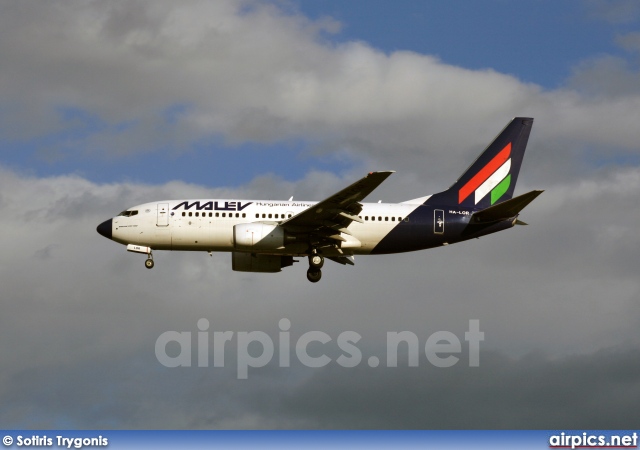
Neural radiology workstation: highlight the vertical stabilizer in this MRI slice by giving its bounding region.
[425,117,533,209]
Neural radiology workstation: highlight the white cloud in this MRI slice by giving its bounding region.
[1,0,639,184]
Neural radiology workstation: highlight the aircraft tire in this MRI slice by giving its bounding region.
[309,254,324,269]
[145,259,155,269]
[306,268,322,283]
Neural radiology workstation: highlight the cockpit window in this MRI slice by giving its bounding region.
[117,210,139,217]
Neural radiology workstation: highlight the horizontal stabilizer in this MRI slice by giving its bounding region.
[471,190,543,224]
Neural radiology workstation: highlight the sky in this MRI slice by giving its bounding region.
[1,0,640,429]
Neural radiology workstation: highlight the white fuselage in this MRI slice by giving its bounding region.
[111,199,423,256]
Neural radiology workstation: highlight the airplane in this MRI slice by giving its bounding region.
[97,117,542,283]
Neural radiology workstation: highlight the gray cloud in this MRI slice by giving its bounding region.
[568,55,640,99]
[585,0,640,24]
[0,161,639,428]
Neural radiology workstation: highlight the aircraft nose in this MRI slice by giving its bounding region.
[96,219,113,240]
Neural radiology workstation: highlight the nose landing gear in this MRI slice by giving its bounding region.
[126,244,155,269]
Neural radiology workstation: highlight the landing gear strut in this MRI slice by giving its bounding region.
[306,252,324,282]
[145,254,154,269]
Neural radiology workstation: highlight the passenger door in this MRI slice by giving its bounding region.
[157,203,169,227]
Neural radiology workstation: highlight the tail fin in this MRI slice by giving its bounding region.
[425,117,533,209]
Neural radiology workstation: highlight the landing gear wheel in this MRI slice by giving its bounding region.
[306,268,322,283]
[145,258,154,269]
[309,254,324,269]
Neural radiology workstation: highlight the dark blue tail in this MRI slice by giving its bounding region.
[425,117,533,210]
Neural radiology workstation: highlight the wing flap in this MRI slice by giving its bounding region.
[327,256,355,266]
[338,211,364,223]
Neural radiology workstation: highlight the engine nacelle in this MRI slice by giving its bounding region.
[231,252,294,273]
[234,223,285,251]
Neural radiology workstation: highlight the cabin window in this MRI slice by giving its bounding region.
[288,214,292,218]
[385,217,388,221]
[255,214,259,218]
[222,213,226,217]
[235,213,239,218]
[182,212,185,217]
[391,217,395,221]
[371,216,375,221]
[268,214,272,219]
[242,213,246,218]
[188,212,192,217]
[262,213,266,218]
[378,216,382,221]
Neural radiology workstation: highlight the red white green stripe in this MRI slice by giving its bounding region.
[458,143,512,205]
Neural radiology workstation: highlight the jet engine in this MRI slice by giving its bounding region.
[232,252,295,273]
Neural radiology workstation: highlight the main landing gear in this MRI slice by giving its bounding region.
[306,253,324,283]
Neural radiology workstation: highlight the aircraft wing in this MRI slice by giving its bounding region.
[281,171,394,247]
